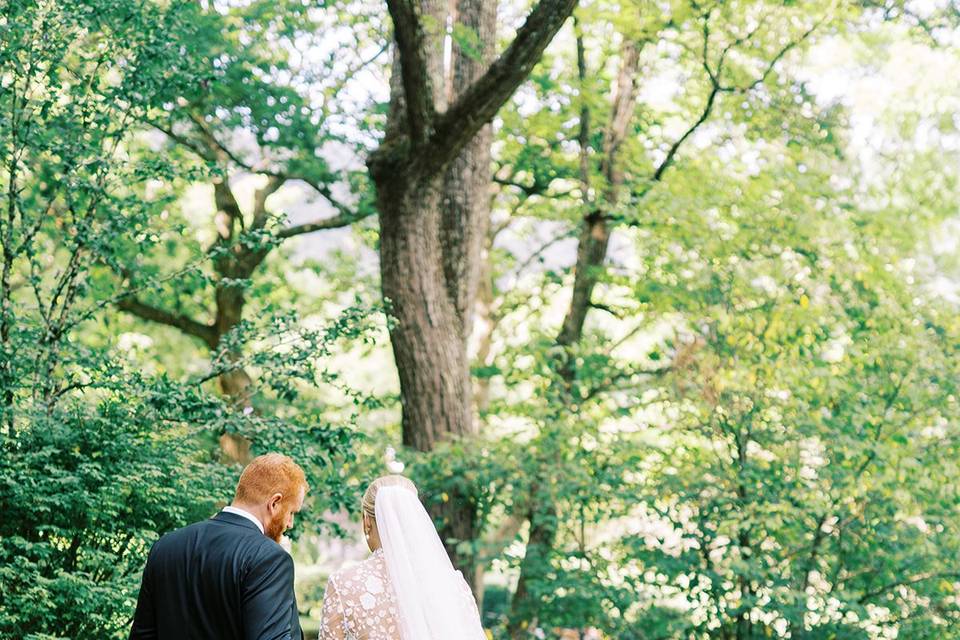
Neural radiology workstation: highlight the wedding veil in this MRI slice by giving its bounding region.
[374,484,487,640]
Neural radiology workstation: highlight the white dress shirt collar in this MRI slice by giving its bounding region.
[222,505,265,534]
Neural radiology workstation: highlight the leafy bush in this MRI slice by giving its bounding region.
[0,378,234,638]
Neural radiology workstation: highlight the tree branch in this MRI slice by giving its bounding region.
[252,176,285,229]
[195,148,362,234]
[386,0,436,145]
[277,210,374,239]
[720,20,823,94]
[588,301,621,318]
[213,179,244,237]
[716,14,770,72]
[631,15,823,206]
[507,228,577,283]
[429,0,579,171]
[160,110,364,236]
[146,119,215,162]
[575,20,592,202]
[116,297,218,348]
[651,83,719,184]
[494,175,550,197]
[556,37,640,348]
[188,112,248,166]
[328,42,391,104]
[858,571,960,604]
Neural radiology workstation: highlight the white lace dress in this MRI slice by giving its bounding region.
[318,549,480,640]
[318,548,400,640]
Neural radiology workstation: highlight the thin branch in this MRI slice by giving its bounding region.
[72,256,210,334]
[188,112,248,167]
[146,119,215,161]
[581,364,672,402]
[801,513,830,592]
[276,209,375,239]
[720,19,824,94]
[858,571,960,604]
[150,115,362,240]
[605,321,648,356]
[861,0,955,47]
[853,370,910,476]
[328,41,391,103]
[652,84,719,184]
[588,302,621,318]
[308,180,364,219]
[45,381,93,405]
[715,12,771,74]
[493,175,549,197]
[508,228,578,282]
[700,7,718,86]
[192,145,361,234]
[631,15,824,206]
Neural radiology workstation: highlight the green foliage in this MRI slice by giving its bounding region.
[0,377,235,639]
[618,148,960,637]
[475,2,960,638]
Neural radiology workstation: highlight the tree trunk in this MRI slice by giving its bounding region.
[507,481,557,638]
[372,0,578,603]
[379,178,475,452]
[375,165,481,579]
[0,208,14,434]
[377,0,497,592]
[437,0,498,599]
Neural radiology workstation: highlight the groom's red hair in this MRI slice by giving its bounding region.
[234,453,308,506]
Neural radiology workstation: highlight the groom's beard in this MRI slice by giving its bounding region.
[265,508,288,543]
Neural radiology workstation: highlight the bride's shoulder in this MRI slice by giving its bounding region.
[330,550,387,588]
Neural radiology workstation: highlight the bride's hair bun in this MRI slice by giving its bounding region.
[362,474,417,518]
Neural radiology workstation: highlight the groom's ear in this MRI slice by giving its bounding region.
[267,492,284,513]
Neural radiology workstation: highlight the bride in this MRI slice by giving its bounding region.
[318,475,486,640]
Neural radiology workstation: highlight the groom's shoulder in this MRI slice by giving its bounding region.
[151,515,263,553]
[149,517,217,549]
[148,518,289,570]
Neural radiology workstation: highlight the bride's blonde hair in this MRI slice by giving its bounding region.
[362,475,418,519]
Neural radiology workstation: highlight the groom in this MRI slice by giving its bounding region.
[129,453,308,640]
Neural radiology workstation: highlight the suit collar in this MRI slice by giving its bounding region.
[213,510,264,534]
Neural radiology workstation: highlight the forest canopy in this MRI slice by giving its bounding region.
[2,0,960,638]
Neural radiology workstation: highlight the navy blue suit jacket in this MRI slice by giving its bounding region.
[129,511,302,640]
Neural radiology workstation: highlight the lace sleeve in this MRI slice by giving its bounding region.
[318,574,346,640]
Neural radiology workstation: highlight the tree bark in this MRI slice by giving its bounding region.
[441,0,496,339]
[380,177,475,453]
